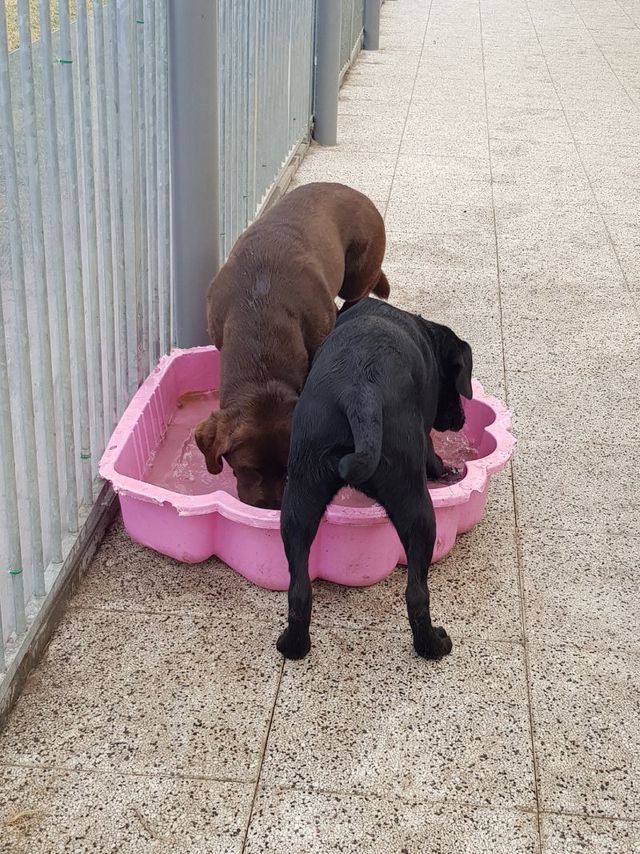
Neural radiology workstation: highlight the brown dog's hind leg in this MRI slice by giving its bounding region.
[338,239,389,304]
[372,270,390,300]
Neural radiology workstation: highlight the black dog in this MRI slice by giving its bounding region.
[277,298,473,661]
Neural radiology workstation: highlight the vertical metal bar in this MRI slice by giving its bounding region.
[116,0,140,397]
[221,0,231,260]
[58,0,93,505]
[135,1,148,376]
[0,0,44,589]
[0,602,4,670]
[144,0,158,366]
[314,0,341,145]
[76,0,105,478]
[156,0,171,353]
[0,266,25,648]
[16,0,62,575]
[230,0,238,244]
[38,0,78,534]
[249,0,259,218]
[106,0,128,416]
[217,0,226,261]
[364,0,380,49]
[93,0,117,437]
[168,0,220,347]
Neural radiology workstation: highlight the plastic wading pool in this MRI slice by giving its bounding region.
[99,347,516,590]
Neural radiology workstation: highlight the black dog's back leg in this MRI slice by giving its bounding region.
[277,474,341,659]
[426,433,445,480]
[372,469,452,660]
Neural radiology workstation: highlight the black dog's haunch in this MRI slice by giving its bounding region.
[277,298,473,662]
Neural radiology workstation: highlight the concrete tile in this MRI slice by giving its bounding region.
[577,142,640,212]
[482,28,542,53]
[384,198,495,238]
[529,643,640,818]
[512,439,640,537]
[603,213,640,290]
[537,29,597,52]
[72,517,282,622]
[406,88,488,120]
[490,138,589,191]
[290,147,397,199]
[492,195,604,239]
[246,789,540,854]
[505,354,640,444]
[381,230,499,315]
[401,115,489,159]
[541,814,640,853]
[492,180,595,225]
[412,66,485,102]
[261,629,536,809]
[391,154,493,209]
[337,95,408,120]
[312,472,521,643]
[487,106,574,144]
[496,226,627,291]
[333,112,405,154]
[520,531,640,654]
[0,766,251,854]
[563,99,640,146]
[0,608,282,779]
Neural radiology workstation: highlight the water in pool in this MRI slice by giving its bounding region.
[143,390,479,503]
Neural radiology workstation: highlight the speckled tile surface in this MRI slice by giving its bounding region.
[71,519,283,624]
[0,766,251,854]
[3,0,640,851]
[529,643,640,819]
[540,814,640,854]
[245,789,540,854]
[261,627,535,809]
[0,608,282,780]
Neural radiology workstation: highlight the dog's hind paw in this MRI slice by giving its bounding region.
[414,625,453,660]
[276,627,311,660]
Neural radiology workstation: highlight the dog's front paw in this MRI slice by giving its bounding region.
[427,452,445,480]
[276,627,311,660]
[439,465,462,484]
[414,625,453,660]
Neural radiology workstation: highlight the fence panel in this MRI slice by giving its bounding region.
[0,0,171,670]
[218,0,315,260]
[340,0,365,77]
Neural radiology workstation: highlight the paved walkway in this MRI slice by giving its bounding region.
[2,0,639,851]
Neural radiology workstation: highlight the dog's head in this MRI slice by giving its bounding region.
[420,320,473,432]
[194,382,297,509]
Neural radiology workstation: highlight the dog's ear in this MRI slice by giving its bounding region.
[451,339,473,399]
[194,412,231,474]
[445,330,473,400]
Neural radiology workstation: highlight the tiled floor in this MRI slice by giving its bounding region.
[2,0,640,851]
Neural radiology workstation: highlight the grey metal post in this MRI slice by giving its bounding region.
[364,0,381,50]
[168,0,219,347]
[313,0,341,146]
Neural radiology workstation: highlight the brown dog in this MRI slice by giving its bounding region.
[195,181,389,509]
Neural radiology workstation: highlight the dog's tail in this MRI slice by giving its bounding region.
[372,270,390,300]
[338,384,383,485]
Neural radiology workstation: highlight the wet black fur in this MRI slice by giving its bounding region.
[277,298,473,661]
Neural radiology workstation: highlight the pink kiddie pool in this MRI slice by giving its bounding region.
[99,347,515,590]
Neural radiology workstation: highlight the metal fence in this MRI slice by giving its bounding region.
[217,0,316,261]
[340,0,365,77]
[1,0,383,692]
[0,0,170,668]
